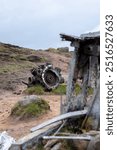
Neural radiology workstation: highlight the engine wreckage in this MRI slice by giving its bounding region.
[10,31,100,150]
[23,63,64,90]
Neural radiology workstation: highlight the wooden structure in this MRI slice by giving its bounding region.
[10,31,100,149]
[60,32,100,130]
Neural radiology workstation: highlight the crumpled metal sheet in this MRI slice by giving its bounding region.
[0,131,15,150]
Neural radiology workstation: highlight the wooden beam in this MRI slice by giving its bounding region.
[31,109,87,132]
[43,135,92,141]
[10,122,61,150]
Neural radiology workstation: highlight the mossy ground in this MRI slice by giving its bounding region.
[24,85,45,95]
[24,84,81,95]
[87,87,94,95]
[11,98,50,119]
[51,84,67,95]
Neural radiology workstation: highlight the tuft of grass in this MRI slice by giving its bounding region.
[53,84,81,95]
[87,87,94,95]
[74,84,81,95]
[24,84,81,95]
[40,57,47,62]
[24,85,45,95]
[0,61,34,74]
[36,144,44,150]
[52,84,66,95]
[84,117,94,131]
[45,48,71,57]
[11,98,50,119]
[46,48,57,53]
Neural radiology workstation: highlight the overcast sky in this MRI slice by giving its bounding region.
[0,0,100,49]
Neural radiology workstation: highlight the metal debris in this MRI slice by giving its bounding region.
[23,63,64,90]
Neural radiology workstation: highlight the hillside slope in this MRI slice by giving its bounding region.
[0,42,71,91]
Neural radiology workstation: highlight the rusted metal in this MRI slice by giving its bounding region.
[10,31,100,149]
[23,63,64,90]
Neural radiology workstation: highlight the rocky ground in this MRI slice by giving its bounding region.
[0,42,71,91]
[0,42,71,139]
[0,90,64,139]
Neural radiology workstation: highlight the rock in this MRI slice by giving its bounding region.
[27,55,42,62]
[44,139,58,149]
[44,140,62,150]
[69,131,100,150]
[72,140,89,150]
[13,90,22,95]
[87,134,100,150]
[18,95,40,106]
[51,143,62,150]
[11,95,50,119]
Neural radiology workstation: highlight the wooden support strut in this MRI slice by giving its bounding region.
[10,122,61,150]
[31,109,87,132]
[43,135,92,141]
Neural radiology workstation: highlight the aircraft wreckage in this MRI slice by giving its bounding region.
[23,63,64,90]
[10,31,100,150]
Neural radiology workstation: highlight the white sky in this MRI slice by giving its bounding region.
[0,0,100,49]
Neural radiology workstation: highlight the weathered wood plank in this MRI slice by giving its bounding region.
[9,122,61,150]
[31,109,87,132]
[43,135,92,140]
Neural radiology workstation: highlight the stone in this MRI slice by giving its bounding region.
[51,143,62,150]
[27,55,42,62]
[44,139,58,149]
[87,134,100,150]
[18,95,40,106]
[72,140,89,150]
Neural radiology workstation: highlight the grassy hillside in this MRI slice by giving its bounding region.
[0,42,71,91]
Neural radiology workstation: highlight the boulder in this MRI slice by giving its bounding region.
[87,134,100,150]
[27,55,42,62]
[18,95,40,106]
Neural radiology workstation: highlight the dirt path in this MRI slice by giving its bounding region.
[0,90,64,140]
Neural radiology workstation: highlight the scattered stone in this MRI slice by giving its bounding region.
[18,95,40,106]
[72,140,89,150]
[13,90,22,95]
[44,139,58,149]
[87,134,100,150]
[51,142,62,150]
[27,55,42,62]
